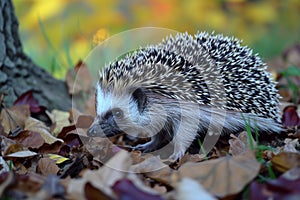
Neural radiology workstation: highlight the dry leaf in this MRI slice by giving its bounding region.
[0,135,17,155]
[177,151,260,197]
[5,150,38,158]
[84,150,131,186]
[75,115,94,129]
[175,178,216,200]
[229,132,256,156]
[0,156,10,173]
[68,150,131,199]
[84,137,113,162]
[13,90,47,115]
[10,130,44,149]
[271,152,300,173]
[250,167,300,199]
[47,154,69,164]
[37,158,60,176]
[131,156,168,173]
[84,182,111,200]
[69,108,83,124]
[25,117,63,144]
[112,179,163,200]
[3,143,24,156]
[282,106,300,127]
[48,109,70,136]
[0,105,30,133]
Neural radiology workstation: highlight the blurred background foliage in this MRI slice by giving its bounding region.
[14,0,300,79]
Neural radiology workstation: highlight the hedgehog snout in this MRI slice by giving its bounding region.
[87,114,124,138]
[87,120,106,137]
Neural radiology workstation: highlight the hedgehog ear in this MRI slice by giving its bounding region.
[132,88,147,113]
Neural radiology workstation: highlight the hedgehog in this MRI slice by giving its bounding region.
[87,32,282,161]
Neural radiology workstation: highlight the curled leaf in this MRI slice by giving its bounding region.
[25,117,63,144]
[177,151,260,197]
[282,106,300,127]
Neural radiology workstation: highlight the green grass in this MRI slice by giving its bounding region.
[243,115,277,180]
[197,138,209,160]
[37,17,73,78]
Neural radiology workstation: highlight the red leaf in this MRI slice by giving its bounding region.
[13,91,43,113]
[112,179,163,200]
[250,168,300,200]
[282,106,300,127]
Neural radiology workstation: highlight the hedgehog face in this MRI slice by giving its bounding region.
[87,84,152,138]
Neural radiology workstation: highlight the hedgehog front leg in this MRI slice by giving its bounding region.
[169,119,199,161]
[134,138,159,153]
[168,138,192,161]
[134,129,172,153]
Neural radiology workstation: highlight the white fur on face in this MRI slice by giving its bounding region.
[96,83,113,115]
[96,84,137,122]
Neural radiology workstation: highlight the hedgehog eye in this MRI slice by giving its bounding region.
[112,108,124,119]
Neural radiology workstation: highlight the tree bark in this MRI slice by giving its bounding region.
[0,0,71,111]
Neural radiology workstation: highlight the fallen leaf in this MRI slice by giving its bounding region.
[5,150,38,158]
[2,143,24,156]
[75,115,94,129]
[47,154,69,164]
[131,156,168,173]
[84,137,113,162]
[85,182,111,200]
[229,132,256,156]
[38,141,63,154]
[250,167,300,200]
[0,135,17,155]
[25,117,63,144]
[112,179,163,200]
[175,178,216,200]
[13,90,44,113]
[271,152,300,173]
[63,133,82,149]
[282,106,300,127]
[0,156,10,173]
[57,124,76,139]
[177,151,261,197]
[0,105,30,134]
[68,150,131,199]
[9,130,44,149]
[60,156,85,179]
[48,154,69,164]
[11,172,45,195]
[69,108,83,124]
[48,109,70,136]
[37,158,60,176]
[0,124,5,135]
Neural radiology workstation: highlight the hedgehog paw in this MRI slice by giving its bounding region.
[168,150,186,162]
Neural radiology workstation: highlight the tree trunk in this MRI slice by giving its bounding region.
[0,0,71,111]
